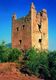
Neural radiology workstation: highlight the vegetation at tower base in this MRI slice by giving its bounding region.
[25,48,49,79]
[24,48,56,80]
[48,51,56,80]
[0,42,56,80]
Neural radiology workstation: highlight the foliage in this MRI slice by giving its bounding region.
[25,48,56,80]
[8,48,22,62]
[25,48,48,76]
[0,42,56,80]
[0,42,22,62]
[48,51,56,80]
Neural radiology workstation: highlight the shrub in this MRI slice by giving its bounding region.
[8,48,22,62]
[25,48,48,77]
[0,42,22,62]
[48,51,56,80]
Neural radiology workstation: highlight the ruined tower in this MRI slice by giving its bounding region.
[12,3,48,52]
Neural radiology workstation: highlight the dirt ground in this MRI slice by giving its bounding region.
[0,63,43,80]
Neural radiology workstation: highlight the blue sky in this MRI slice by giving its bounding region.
[0,0,56,50]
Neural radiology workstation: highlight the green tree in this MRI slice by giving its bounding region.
[0,41,9,62]
[25,48,49,78]
[48,51,56,80]
[8,48,22,62]
[0,42,22,62]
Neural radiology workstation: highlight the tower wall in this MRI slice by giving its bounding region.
[12,14,31,52]
[12,3,48,51]
[31,3,48,50]
[31,3,39,49]
[41,9,48,49]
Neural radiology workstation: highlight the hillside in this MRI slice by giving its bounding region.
[0,63,43,80]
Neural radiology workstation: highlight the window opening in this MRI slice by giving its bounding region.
[19,40,22,44]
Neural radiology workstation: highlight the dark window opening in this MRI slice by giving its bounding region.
[17,27,19,31]
[13,16,14,18]
[19,40,22,44]
[23,25,25,30]
[40,12,42,16]
[38,24,41,31]
[39,39,42,43]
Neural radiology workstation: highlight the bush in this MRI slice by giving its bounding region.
[0,42,56,80]
[25,48,56,80]
[25,48,49,77]
[48,51,56,80]
[8,48,22,62]
[0,42,22,62]
[0,42,9,62]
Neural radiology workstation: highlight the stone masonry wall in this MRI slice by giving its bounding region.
[12,14,31,52]
[12,3,48,52]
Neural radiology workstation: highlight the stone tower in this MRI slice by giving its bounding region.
[12,2,48,52]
